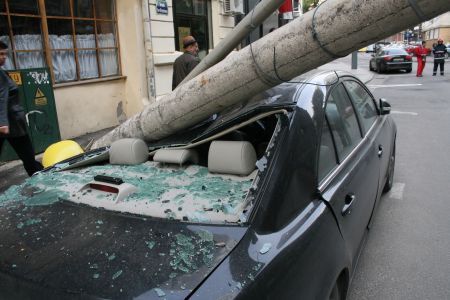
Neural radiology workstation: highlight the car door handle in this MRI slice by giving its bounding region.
[341,193,355,216]
[378,145,384,157]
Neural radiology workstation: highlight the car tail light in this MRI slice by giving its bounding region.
[383,56,392,61]
[405,55,412,60]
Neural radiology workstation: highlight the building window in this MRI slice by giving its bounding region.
[0,0,120,83]
[434,29,439,39]
[173,0,209,59]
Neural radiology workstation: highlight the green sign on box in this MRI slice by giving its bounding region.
[0,68,61,162]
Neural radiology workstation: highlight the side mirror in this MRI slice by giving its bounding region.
[379,98,391,115]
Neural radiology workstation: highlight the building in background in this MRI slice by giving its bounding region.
[422,12,450,48]
[0,0,237,141]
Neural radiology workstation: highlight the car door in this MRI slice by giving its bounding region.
[343,80,392,193]
[318,83,380,264]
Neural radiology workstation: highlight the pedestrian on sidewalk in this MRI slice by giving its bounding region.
[172,35,201,90]
[414,41,429,77]
[432,38,447,76]
[0,41,43,176]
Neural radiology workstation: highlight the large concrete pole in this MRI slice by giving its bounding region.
[93,0,450,148]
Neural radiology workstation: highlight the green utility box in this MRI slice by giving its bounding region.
[0,68,61,162]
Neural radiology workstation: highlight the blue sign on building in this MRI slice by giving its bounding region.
[156,0,168,15]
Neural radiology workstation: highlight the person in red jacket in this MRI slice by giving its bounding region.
[414,41,429,77]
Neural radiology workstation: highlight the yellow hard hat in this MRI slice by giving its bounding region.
[42,140,84,168]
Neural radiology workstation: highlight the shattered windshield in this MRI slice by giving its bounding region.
[1,110,285,225]
[1,163,254,224]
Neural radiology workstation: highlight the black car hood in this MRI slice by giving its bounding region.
[0,200,247,299]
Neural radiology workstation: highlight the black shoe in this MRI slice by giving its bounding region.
[441,73,444,76]
[433,73,436,76]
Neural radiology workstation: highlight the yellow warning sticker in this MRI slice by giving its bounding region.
[35,88,45,98]
[35,97,48,106]
[8,72,22,85]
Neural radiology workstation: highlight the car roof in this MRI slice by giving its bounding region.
[212,69,347,116]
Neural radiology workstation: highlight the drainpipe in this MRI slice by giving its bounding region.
[141,0,157,101]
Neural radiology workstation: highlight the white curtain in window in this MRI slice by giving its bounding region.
[14,35,46,69]
[1,34,46,70]
[14,34,44,50]
[100,48,118,76]
[98,33,118,76]
[0,34,118,82]
[76,34,99,79]
[49,34,74,49]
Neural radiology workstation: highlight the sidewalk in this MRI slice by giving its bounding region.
[0,56,373,193]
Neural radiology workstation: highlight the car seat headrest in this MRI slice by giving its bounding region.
[153,149,199,165]
[208,141,257,176]
[109,138,148,165]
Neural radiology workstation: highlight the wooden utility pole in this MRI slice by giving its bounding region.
[93,0,450,148]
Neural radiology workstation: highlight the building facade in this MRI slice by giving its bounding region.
[0,0,238,140]
[422,12,450,47]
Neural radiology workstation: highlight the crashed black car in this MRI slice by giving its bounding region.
[0,70,396,299]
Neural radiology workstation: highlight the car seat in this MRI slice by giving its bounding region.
[208,141,257,176]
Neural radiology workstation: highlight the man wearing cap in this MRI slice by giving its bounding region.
[172,35,201,90]
[432,38,447,76]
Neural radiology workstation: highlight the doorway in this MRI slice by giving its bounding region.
[173,0,210,59]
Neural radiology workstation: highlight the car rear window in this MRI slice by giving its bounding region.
[386,49,407,55]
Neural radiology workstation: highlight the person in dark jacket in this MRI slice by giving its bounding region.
[172,35,200,90]
[0,41,43,176]
[432,38,447,76]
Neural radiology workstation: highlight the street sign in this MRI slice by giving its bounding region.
[156,0,168,14]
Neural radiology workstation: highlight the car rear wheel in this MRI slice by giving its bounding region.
[405,68,412,73]
[383,142,396,193]
[379,63,386,73]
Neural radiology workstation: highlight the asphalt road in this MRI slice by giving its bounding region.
[348,53,450,299]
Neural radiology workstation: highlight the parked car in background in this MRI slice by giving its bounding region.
[0,71,396,300]
[370,48,413,73]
